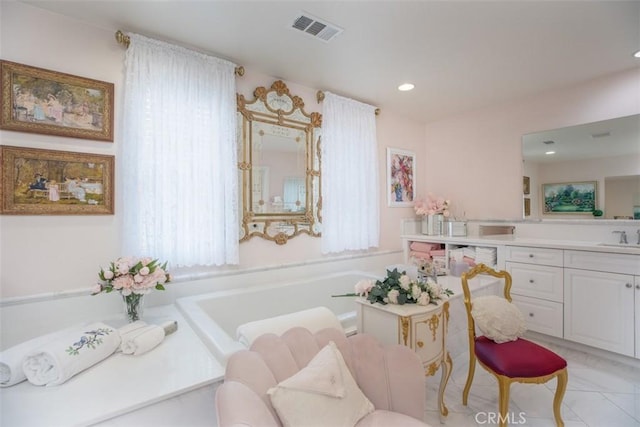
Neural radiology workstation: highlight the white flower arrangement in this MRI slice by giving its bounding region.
[338,268,453,306]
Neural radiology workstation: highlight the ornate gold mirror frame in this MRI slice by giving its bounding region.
[237,80,322,245]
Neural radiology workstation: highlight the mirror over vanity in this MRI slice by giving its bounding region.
[522,114,640,220]
[237,80,322,244]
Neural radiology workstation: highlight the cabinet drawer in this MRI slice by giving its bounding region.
[511,295,563,338]
[564,250,640,275]
[505,246,563,267]
[506,262,563,302]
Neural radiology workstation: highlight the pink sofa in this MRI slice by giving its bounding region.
[215,327,431,426]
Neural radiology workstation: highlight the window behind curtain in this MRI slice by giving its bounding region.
[121,33,239,267]
[321,92,379,253]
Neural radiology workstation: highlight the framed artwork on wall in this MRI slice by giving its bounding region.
[0,60,114,141]
[524,197,531,216]
[387,147,415,207]
[523,176,530,195]
[542,181,596,214]
[0,145,114,215]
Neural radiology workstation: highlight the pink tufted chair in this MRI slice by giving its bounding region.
[215,327,431,427]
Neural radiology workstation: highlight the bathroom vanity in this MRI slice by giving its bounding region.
[402,225,640,361]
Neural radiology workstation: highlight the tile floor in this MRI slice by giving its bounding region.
[424,341,640,426]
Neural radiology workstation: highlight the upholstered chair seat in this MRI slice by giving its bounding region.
[215,326,432,427]
[474,336,567,378]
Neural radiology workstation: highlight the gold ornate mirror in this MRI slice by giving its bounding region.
[237,80,322,244]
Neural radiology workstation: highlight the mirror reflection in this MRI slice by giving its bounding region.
[522,114,640,220]
[237,80,322,244]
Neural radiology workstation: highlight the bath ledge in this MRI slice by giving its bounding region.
[0,305,223,427]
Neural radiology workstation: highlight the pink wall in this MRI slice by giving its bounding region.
[423,68,640,220]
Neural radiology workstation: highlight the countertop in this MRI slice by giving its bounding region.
[402,234,640,255]
[0,305,224,427]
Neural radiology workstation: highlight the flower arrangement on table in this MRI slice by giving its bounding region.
[91,257,171,322]
[335,268,453,306]
[414,193,451,217]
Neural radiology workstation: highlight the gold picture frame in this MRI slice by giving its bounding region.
[0,60,114,141]
[523,176,530,195]
[1,145,114,215]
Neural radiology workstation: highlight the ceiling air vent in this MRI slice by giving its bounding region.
[291,12,343,42]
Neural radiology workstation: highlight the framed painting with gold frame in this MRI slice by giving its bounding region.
[0,145,114,215]
[0,60,114,141]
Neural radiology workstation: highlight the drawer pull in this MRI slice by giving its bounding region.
[417,341,424,348]
[529,313,534,317]
[529,279,534,283]
[637,284,640,290]
[626,283,633,288]
[528,254,534,258]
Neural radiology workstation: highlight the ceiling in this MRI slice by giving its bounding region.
[21,0,640,124]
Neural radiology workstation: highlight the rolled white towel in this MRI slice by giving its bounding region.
[119,323,165,356]
[22,322,120,386]
[1,326,83,387]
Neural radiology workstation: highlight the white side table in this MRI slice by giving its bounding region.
[356,297,452,418]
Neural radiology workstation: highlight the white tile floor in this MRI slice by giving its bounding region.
[425,342,640,426]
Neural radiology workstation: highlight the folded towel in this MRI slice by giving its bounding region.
[409,250,432,261]
[22,322,120,386]
[409,242,441,252]
[118,322,165,356]
[0,327,75,387]
[430,249,446,256]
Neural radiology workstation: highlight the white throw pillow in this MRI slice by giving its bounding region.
[268,341,374,427]
[471,296,526,343]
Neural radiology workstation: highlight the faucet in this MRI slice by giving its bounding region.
[612,230,628,244]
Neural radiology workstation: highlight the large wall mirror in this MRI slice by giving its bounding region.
[522,114,640,220]
[237,80,322,244]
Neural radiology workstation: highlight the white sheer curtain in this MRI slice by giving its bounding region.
[121,33,239,267]
[321,92,379,254]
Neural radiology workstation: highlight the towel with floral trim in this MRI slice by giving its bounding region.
[22,322,120,386]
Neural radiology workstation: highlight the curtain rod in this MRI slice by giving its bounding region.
[115,30,245,77]
[316,90,380,115]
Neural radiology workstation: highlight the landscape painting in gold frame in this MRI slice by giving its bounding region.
[1,145,114,215]
[0,60,114,141]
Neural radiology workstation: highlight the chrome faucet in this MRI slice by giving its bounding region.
[612,230,627,244]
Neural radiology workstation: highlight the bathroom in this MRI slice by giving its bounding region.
[1,1,639,426]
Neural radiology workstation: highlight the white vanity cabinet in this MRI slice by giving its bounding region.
[505,246,564,337]
[563,250,640,358]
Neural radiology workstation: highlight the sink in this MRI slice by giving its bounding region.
[598,243,640,249]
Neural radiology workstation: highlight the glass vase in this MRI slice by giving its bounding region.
[122,293,145,323]
[421,214,443,235]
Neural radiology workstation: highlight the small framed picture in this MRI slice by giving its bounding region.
[1,145,114,215]
[542,181,596,214]
[523,176,530,195]
[387,148,416,207]
[524,197,531,216]
[0,60,114,141]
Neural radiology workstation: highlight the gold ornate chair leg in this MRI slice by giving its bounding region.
[553,368,568,427]
[438,352,453,417]
[497,376,511,427]
[462,351,476,405]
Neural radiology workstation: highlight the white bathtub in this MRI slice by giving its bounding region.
[176,268,501,364]
[176,270,379,362]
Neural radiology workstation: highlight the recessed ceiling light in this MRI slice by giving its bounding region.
[545,151,556,155]
[398,83,415,91]
[634,50,640,58]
